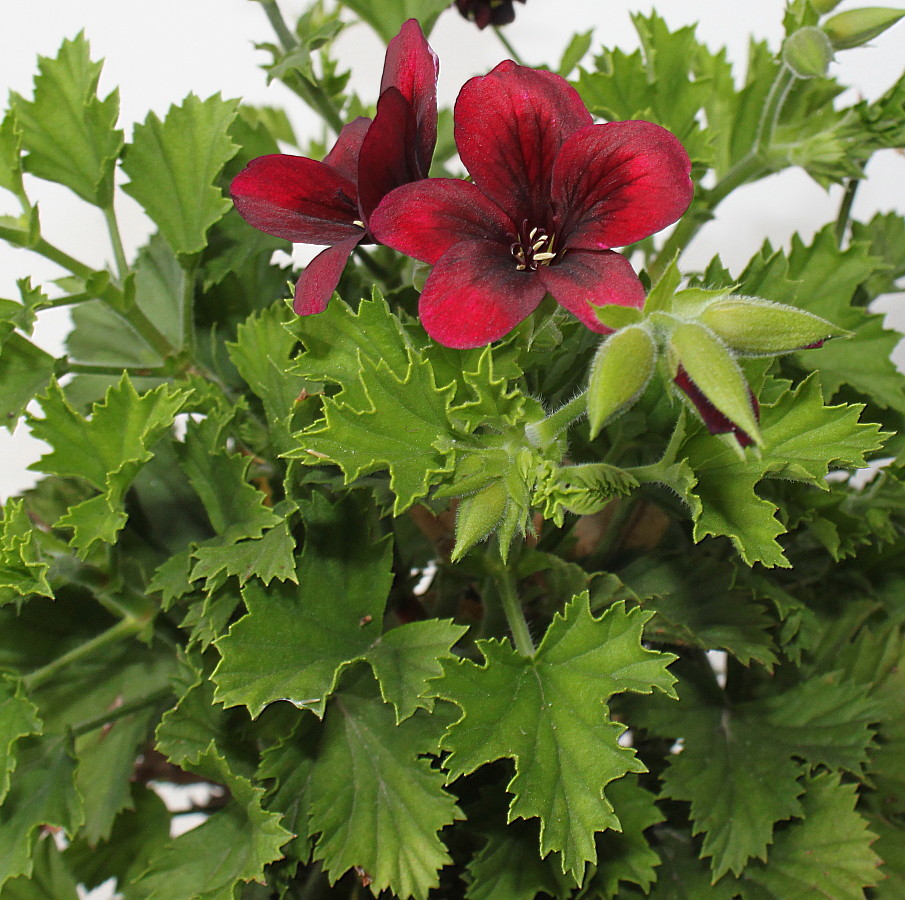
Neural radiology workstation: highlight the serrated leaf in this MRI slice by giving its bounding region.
[306,673,460,900]
[0,499,53,606]
[338,0,449,41]
[0,111,25,201]
[682,374,886,567]
[11,33,122,206]
[439,594,677,880]
[737,772,881,898]
[126,746,291,900]
[0,676,42,805]
[122,94,239,256]
[214,495,464,721]
[0,333,55,430]
[28,377,189,554]
[447,346,527,432]
[0,735,84,890]
[640,667,877,879]
[190,521,297,590]
[1,835,80,900]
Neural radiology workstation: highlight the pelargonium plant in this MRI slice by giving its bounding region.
[1,1,905,898]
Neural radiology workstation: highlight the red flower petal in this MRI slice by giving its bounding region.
[418,240,547,347]
[552,121,693,250]
[231,155,361,244]
[370,178,513,265]
[454,62,592,225]
[380,18,439,177]
[293,234,364,316]
[323,116,372,185]
[538,249,645,332]
[674,365,760,447]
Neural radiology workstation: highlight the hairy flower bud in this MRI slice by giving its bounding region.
[823,7,905,49]
[699,296,849,355]
[668,322,762,446]
[782,26,835,77]
[587,325,657,438]
[452,479,509,560]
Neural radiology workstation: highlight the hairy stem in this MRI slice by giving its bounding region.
[526,391,588,448]
[835,177,860,248]
[70,686,175,738]
[103,204,130,281]
[495,564,536,657]
[58,360,172,378]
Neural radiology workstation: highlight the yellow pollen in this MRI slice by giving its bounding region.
[353,219,365,228]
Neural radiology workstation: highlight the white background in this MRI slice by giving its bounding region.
[1,0,904,501]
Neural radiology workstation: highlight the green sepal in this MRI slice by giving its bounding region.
[534,462,639,526]
[587,325,658,438]
[643,255,683,314]
[593,304,644,330]
[699,295,849,355]
[823,7,905,49]
[782,26,835,78]
[668,322,762,446]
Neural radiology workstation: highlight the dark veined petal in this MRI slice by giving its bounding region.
[674,365,760,447]
[370,178,514,265]
[419,240,547,348]
[454,61,592,225]
[380,18,439,176]
[293,233,364,316]
[231,154,361,244]
[323,116,372,185]
[553,121,693,250]
[538,249,645,333]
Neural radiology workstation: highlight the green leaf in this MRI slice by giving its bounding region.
[338,0,449,41]
[122,94,239,256]
[738,772,881,898]
[681,374,886,567]
[0,676,41,805]
[0,111,25,204]
[306,673,461,900]
[28,377,189,555]
[289,301,457,514]
[126,746,291,900]
[228,302,309,453]
[0,333,55,431]
[0,500,53,607]
[10,33,122,206]
[0,735,83,890]
[439,594,677,880]
[640,668,877,879]
[214,494,464,721]
[1,835,80,900]
[557,30,593,78]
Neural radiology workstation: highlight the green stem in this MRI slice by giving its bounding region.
[22,617,147,692]
[181,258,198,357]
[71,686,174,738]
[57,359,172,379]
[103,204,130,281]
[526,391,588,448]
[495,564,535,657]
[835,177,860,248]
[259,0,297,52]
[493,26,526,66]
[754,63,796,152]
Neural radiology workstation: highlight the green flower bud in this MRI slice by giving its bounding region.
[452,479,509,561]
[668,322,762,446]
[587,325,657,439]
[823,7,905,49]
[782,26,835,77]
[699,296,849,355]
[812,0,844,13]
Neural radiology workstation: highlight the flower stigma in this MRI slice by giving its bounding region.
[511,224,558,271]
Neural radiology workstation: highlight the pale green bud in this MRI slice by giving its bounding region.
[699,296,849,355]
[587,325,657,439]
[782,26,835,77]
[452,479,509,561]
[823,7,905,49]
[812,0,844,12]
[668,322,762,446]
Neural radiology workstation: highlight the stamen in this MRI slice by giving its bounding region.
[533,252,556,262]
[353,219,365,228]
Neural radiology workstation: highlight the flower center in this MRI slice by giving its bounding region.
[511,225,558,272]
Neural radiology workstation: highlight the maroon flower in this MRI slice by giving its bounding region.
[230,19,438,315]
[674,366,760,447]
[455,0,526,29]
[370,62,693,348]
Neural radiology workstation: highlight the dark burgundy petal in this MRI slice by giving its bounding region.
[379,18,438,177]
[674,365,760,447]
[370,178,513,265]
[293,234,364,316]
[537,249,645,333]
[454,62,593,225]
[231,154,361,244]
[358,88,421,222]
[419,240,547,348]
[552,121,693,250]
[323,116,372,185]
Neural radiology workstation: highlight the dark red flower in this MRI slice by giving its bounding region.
[230,19,438,316]
[455,0,526,29]
[370,62,693,348]
[674,365,760,447]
